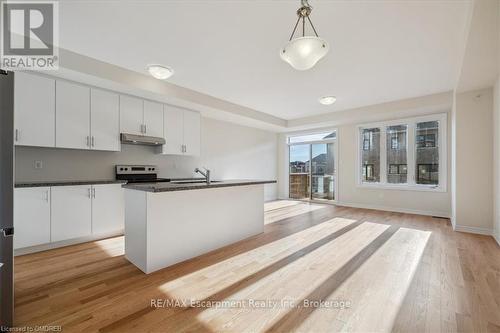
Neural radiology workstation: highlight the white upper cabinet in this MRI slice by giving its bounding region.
[14,187,51,249]
[14,72,55,147]
[163,105,184,155]
[120,95,143,136]
[56,81,91,150]
[143,100,164,138]
[162,106,201,156]
[51,185,92,242]
[91,184,124,235]
[91,89,120,151]
[183,110,201,156]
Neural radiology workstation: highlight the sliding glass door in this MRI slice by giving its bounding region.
[289,144,310,199]
[311,143,335,200]
[288,131,336,202]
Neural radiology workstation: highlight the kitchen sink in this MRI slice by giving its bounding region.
[170,180,222,184]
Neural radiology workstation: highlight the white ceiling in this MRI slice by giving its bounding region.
[58,0,471,120]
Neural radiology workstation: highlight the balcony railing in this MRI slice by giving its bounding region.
[289,173,335,200]
[289,173,309,199]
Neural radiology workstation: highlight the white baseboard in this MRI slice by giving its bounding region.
[277,197,450,218]
[274,199,500,239]
[453,224,492,236]
[14,230,124,256]
[493,230,500,246]
[335,201,450,218]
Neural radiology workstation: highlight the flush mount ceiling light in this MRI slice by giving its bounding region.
[147,64,174,80]
[280,0,329,71]
[319,96,337,105]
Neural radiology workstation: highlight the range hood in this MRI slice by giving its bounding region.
[120,133,165,146]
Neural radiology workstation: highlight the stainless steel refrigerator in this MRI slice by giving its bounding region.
[0,70,14,329]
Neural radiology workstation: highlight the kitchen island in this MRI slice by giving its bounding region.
[122,180,276,273]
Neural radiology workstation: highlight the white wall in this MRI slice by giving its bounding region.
[494,78,500,243]
[493,2,500,245]
[335,122,450,217]
[15,117,279,201]
[452,88,494,234]
[279,107,452,217]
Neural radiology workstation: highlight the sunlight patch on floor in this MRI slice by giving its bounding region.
[265,202,326,225]
[194,222,391,332]
[276,227,431,332]
[264,200,303,211]
[158,217,358,301]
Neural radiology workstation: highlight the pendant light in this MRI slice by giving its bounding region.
[280,0,329,71]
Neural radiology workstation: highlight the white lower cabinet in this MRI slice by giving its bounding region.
[15,184,125,250]
[51,185,92,242]
[92,184,124,234]
[14,187,51,249]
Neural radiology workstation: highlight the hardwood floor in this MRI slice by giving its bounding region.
[14,201,500,332]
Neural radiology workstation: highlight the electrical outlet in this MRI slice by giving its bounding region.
[34,160,43,169]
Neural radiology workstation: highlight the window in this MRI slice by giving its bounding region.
[389,164,399,174]
[400,164,408,174]
[389,164,407,175]
[389,129,406,150]
[417,164,439,184]
[358,114,446,190]
[362,164,375,181]
[363,132,372,150]
[416,121,439,185]
[360,128,380,182]
[417,133,436,148]
[391,136,398,150]
[386,125,407,184]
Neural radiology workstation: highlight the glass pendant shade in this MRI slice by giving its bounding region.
[280,36,329,71]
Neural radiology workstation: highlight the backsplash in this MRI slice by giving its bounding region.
[15,144,200,182]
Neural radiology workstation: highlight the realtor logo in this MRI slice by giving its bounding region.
[1,1,58,70]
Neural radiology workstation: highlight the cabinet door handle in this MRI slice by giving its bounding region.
[91,136,95,147]
[44,190,49,203]
[92,188,96,199]
[86,136,90,147]
[14,129,18,142]
[88,188,92,198]
[144,124,147,134]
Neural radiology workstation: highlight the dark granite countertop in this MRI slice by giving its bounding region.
[15,180,127,188]
[122,179,277,193]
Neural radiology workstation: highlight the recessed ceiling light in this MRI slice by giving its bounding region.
[147,64,174,80]
[319,96,337,105]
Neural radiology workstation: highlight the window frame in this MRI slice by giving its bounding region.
[286,128,339,203]
[356,113,447,192]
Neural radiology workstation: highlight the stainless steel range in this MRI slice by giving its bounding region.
[115,165,171,184]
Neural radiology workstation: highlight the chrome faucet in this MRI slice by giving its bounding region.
[195,167,211,184]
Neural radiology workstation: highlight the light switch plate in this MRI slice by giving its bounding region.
[34,160,43,169]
